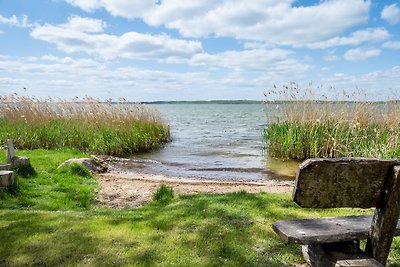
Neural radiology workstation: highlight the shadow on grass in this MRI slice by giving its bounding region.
[2,192,397,266]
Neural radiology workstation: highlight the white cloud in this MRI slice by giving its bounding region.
[0,30,4,35]
[381,4,400,24]
[65,0,102,12]
[151,0,371,46]
[30,17,202,61]
[309,28,391,49]
[65,0,371,47]
[343,47,381,61]
[66,0,155,18]
[62,16,106,33]
[243,42,275,50]
[324,50,339,61]
[190,49,312,77]
[383,41,400,50]
[0,14,31,28]
[321,66,400,100]
[0,53,311,101]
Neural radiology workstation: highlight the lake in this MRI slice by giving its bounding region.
[127,104,298,181]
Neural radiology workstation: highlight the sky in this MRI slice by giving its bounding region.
[0,0,399,101]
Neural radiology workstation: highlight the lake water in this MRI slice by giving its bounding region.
[121,104,298,182]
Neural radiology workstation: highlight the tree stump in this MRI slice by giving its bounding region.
[0,171,15,187]
[0,164,11,171]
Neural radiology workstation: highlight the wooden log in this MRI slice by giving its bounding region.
[0,163,11,171]
[365,165,400,265]
[11,156,30,168]
[293,158,400,208]
[0,170,14,187]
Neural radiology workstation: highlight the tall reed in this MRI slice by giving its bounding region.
[0,95,170,156]
[264,83,400,160]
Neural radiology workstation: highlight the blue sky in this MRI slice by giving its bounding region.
[0,0,399,101]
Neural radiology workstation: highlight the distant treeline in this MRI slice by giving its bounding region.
[143,100,262,104]
[263,100,400,104]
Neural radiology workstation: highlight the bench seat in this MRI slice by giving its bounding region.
[273,215,400,245]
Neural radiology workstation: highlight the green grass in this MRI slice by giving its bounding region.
[265,121,400,160]
[0,119,169,156]
[3,193,399,266]
[0,149,399,266]
[153,184,174,204]
[0,149,98,210]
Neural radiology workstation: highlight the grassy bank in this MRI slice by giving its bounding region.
[3,194,397,267]
[264,85,400,160]
[0,96,170,156]
[0,149,98,210]
[1,149,399,266]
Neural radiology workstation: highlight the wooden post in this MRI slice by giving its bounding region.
[366,165,400,265]
[6,139,15,164]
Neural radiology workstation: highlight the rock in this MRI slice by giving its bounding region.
[58,158,108,173]
[0,171,15,187]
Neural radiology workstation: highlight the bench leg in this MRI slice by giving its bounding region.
[302,241,383,267]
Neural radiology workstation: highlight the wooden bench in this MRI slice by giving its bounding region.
[272,158,400,266]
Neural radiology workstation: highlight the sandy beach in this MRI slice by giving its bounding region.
[96,171,294,208]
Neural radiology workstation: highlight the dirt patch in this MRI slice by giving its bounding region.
[96,171,294,209]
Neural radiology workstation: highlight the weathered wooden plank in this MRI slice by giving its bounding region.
[6,139,15,164]
[365,165,400,265]
[272,215,400,245]
[293,158,400,208]
[302,243,384,267]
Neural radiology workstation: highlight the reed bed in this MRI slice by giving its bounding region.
[0,95,170,156]
[264,83,400,160]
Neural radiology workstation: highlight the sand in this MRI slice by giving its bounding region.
[96,171,294,208]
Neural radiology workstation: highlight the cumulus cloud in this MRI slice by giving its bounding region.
[65,0,102,12]
[30,16,202,61]
[0,52,312,100]
[62,16,106,33]
[309,28,391,49]
[0,14,31,28]
[149,0,371,46]
[64,0,371,47]
[381,4,400,24]
[66,0,154,18]
[321,66,400,100]
[383,41,400,50]
[189,49,312,77]
[343,47,381,61]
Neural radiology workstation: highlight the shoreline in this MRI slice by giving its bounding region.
[96,170,294,209]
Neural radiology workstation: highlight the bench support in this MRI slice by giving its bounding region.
[366,165,400,265]
[302,242,383,267]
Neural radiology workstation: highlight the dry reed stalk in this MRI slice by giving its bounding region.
[0,95,165,127]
